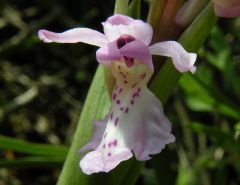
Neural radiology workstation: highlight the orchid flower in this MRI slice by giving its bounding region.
[38,14,197,174]
[213,0,240,17]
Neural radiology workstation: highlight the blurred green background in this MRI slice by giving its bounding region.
[0,0,240,185]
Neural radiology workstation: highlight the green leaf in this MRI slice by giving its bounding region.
[202,26,240,95]
[176,147,218,185]
[0,135,68,158]
[57,66,111,185]
[0,156,65,168]
[179,73,240,120]
[190,122,240,153]
[114,0,129,14]
[127,0,141,19]
[151,150,178,185]
[147,0,166,30]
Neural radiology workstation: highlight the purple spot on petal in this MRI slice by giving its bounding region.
[131,83,137,88]
[108,142,112,147]
[126,37,135,43]
[110,112,113,120]
[114,85,118,91]
[116,34,135,49]
[117,39,125,48]
[116,99,121,104]
[119,88,123,93]
[124,80,128,84]
[120,107,124,111]
[125,107,129,113]
[108,152,112,157]
[137,88,141,93]
[120,72,126,78]
[103,144,105,148]
[132,92,139,98]
[132,93,136,98]
[114,117,119,126]
[131,100,134,105]
[112,93,117,101]
[113,140,117,146]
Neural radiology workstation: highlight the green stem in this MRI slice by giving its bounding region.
[127,0,141,19]
[175,0,209,28]
[114,0,129,14]
[147,0,166,31]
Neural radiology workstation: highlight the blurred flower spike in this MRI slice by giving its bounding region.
[38,14,196,174]
[213,0,240,17]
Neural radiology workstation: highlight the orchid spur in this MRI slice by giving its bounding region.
[38,14,197,174]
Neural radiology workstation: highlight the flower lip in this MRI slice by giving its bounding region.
[123,56,134,68]
[116,34,135,49]
[116,35,136,68]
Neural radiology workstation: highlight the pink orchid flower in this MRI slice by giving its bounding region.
[213,0,240,17]
[38,14,196,174]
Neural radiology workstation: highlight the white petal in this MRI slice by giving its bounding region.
[38,28,108,47]
[120,40,153,70]
[105,14,134,25]
[102,20,153,46]
[79,120,106,154]
[80,141,132,174]
[79,61,175,174]
[149,41,197,73]
[96,41,121,66]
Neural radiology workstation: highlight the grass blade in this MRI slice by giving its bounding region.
[0,135,68,158]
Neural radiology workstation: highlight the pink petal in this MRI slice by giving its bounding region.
[79,120,106,153]
[80,59,175,174]
[38,28,108,47]
[102,15,153,46]
[149,41,197,73]
[80,147,132,174]
[96,41,121,66]
[131,89,175,160]
[120,40,153,70]
[105,14,134,25]
[214,2,240,17]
